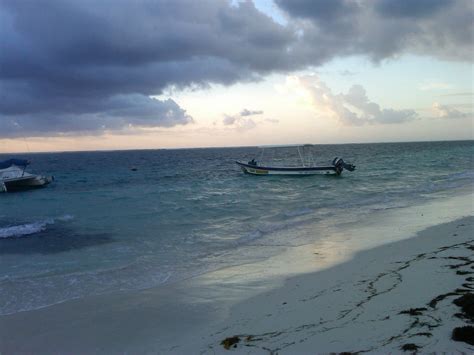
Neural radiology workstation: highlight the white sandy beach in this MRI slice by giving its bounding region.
[203,216,474,354]
[1,193,473,354]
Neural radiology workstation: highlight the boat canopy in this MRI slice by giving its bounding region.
[0,159,29,169]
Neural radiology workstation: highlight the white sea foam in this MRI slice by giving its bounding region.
[0,221,50,238]
[0,215,74,239]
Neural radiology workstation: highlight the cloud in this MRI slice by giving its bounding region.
[223,115,238,126]
[439,92,473,97]
[0,96,193,138]
[265,118,280,123]
[275,0,359,22]
[222,114,257,131]
[0,0,472,137]
[240,109,264,116]
[418,82,453,91]
[339,70,357,77]
[223,107,266,130]
[295,76,418,125]
[374,0,453,18]
[0,0,293,137]
[276,0,473,61]
[222,108,276,131]
[432,103,469,119]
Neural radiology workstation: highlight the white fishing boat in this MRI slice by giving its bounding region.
[236,145,356,176]
[0,159,53,192]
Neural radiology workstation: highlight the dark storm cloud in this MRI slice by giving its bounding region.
[0,96,192,138]
[274,0,358,21]
[0,0,472,137]
[374,0,453,18]
[0,0,294,137]
[276,0,473,61]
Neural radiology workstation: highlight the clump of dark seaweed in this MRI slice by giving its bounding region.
[450,292,474,345]
[399,308,427,316]
[453,293,474,319]
[221,336,240,350]
[452,326,474,345]
[401,343,420,351]
[412,332,432,337]
[428,288,469,308]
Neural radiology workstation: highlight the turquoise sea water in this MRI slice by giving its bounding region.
[0,140,473,315]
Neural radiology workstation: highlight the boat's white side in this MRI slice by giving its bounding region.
[242,167,337,175]
[1,165,52,192]
[236,162,339,176]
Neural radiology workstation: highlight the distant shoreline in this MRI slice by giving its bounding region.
[1,138,472,155]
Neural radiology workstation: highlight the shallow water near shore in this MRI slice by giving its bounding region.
[1,195,472,354]
[0,140,473,315]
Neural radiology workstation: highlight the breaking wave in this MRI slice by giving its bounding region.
[0,215,74,239]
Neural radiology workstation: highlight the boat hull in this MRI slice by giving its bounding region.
[236,161,339,176]
[1,176,53,192]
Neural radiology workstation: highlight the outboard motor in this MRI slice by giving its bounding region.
[332,157,356,174]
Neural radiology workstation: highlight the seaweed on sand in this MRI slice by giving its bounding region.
[221,336,240,349]
[452,326,474,345]
[401,343,420,351]
[453,293,474,319]
[399,308,427,316]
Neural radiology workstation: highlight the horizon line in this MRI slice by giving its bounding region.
[1,138,472,155]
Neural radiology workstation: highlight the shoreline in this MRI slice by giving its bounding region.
[202,216,474,354]
[0,194,473,353]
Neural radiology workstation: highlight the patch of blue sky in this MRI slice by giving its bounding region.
[316,55,472,112]
[253,0,288,25]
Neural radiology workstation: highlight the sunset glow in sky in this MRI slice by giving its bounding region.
[1,0,472,153]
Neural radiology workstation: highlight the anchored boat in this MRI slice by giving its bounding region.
[0,159,53,192]
[236,145,356,176]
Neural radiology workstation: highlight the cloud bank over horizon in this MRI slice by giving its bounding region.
[291,76,419,126]
[0,0,472,137]
[432,102,469,120]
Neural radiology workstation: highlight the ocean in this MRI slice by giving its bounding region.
[1,140,473,315]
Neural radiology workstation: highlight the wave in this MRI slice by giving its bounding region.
[0,215,74,239]
[234,214,322,248]
[444,170,474,181]
[0,257,172,315]
[283,207,314,217]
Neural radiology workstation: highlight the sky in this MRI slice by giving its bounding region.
[0,0,472,153]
